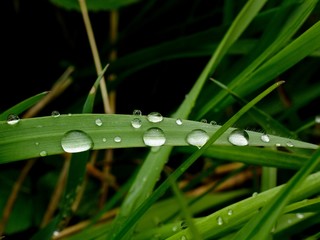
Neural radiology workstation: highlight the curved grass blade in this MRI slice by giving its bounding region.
[231,147,320,240]
[0,91,48,121]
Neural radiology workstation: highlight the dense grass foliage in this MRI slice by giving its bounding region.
[1,1,320,240]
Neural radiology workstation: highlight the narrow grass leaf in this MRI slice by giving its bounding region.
[231,147,320,240]
[0,91,48,121]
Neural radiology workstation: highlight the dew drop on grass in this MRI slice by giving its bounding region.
[147,112,163,123]
[95,118,103,126]
[227,209,233,216]
[51,110,60,117]
[296,213,304,219]
[7,114,20,125]
[180,236,187,240]
[252,192,258,197]
[61,130,93,153]
[216,216,224,225]
[275,143,281,147]
[186,129,209,148]
[143,127,166,147]
[201,119,207,123]
[228,129,249,146]
[114,136,121,143]
[176,118,183,125]
[133,109,142,116]
[172,226,178,232]
[35,142,39,146]
[131,118,142,129]
[52,230,60,237]
[260,134,270,143]
[210,120,217,125]
[286,141,294,147]
[39,151,47,157]
[315,115,320,124]
[102,138,107,142]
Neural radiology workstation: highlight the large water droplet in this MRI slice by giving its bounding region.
[147,112,163,123]
[216,216,224,225]
[186,129,209,148]
[61,130,93,153]
[228,129,249,146]
[133,109,142,116]
[143,128,166,147]
[260,134,270,143]
[176,118,183,125]
[131,118,142,129]
[7,114,20,125]
[51,111,60,117]
[95,118,103,126]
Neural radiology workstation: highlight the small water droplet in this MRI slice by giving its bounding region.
[114,136,121,143]
[286,141,294,147]
[180,236,187,240]
[216,216,224,225]
[275,143,281,147]
[180,221,188,230]
[227,209,233,216]
[296,213,304,219]
[252,192,258,197]
[131,118,142,129]
[315,115,320,124]
[260,134,270,143]
[172,226,178,232]
[61,130,93,153]
[102,138,107,142]
[95,118,103,126]
[68,113,72,116]
[53,230,60,237]
[201,119,207,123]
[176,118,183,125]
[133,109,142,116]
[210,120,217,125]
[7,114,20,125]
[35,142,39,146]
[39,151,47,157]
[143,127,166,147]
[186,129,209,148]
[51,111,60,117]
[228,129,249,146]
[147,112,163,123]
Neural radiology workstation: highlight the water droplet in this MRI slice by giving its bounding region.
[180,236,187,240]
[131,118,142,129]
[114,136,121,143]
[180,221,188,230]
[61,130,93,153]
[95,118,103,126]
[216,216,224,225]
[228,129,249,146]
[176,118,183,125]
[275,143,281,147]
[39,151,47,157]
[147,112,163,123]
[315,115,320,124]
[210,120,217,125]
[286,141,294,147]
[133,109,142,116]
[252,192,258,197]
[227,209,233,216]
[51,111,60,117]
[296,213,304,219]
[35,142,39,146]
[7,114,20,125]
[53,230,60,237]
[201,119,207,123]
[172,226,178,232]
[186,129,209,148]
[260,134,270,143]
[143,127,166,147]
[102,138,107,142]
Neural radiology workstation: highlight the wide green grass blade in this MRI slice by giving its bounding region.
[0,91,48,121]
[232,147,320,240]
[108,81,288,239]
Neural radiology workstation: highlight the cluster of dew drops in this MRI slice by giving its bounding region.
[6,111,319,156]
